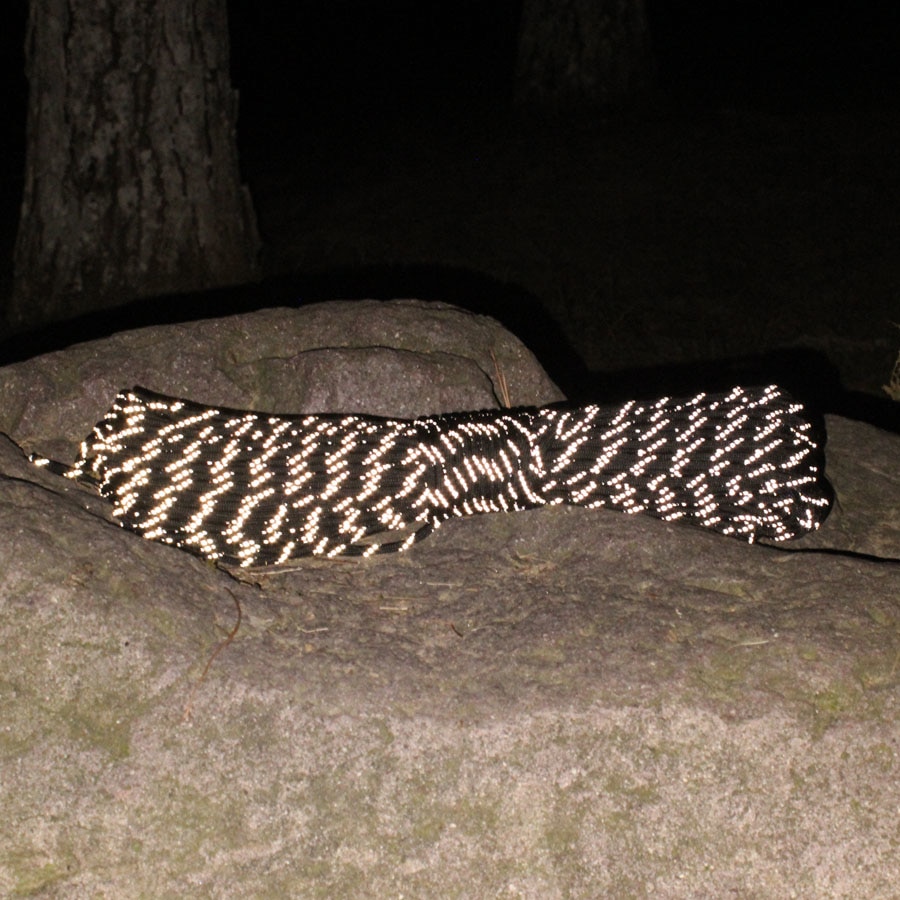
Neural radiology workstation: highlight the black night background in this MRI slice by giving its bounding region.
[1,1,898,427]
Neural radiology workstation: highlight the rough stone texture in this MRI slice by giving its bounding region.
[1,303,898,898]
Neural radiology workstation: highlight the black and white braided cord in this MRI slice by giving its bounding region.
[31,385,832,567]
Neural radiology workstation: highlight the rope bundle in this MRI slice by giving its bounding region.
[33,384,833,567]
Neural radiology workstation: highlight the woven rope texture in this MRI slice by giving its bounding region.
[32,385,833,567]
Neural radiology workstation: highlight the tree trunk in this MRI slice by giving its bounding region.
[514,0,653,109]
[10,0,260,331]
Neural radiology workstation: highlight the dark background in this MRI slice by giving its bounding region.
[226,1,898,128]
[1,2,898,424]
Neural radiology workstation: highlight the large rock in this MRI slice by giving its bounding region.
[1,302,898,897]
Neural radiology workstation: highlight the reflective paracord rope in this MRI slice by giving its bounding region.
[31,385,833,567]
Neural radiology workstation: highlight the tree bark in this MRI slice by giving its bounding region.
[515,0,653,109]
[10,0,260,331]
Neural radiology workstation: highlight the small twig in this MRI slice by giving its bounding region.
[182,588,243,723]
[490,348,512,409]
